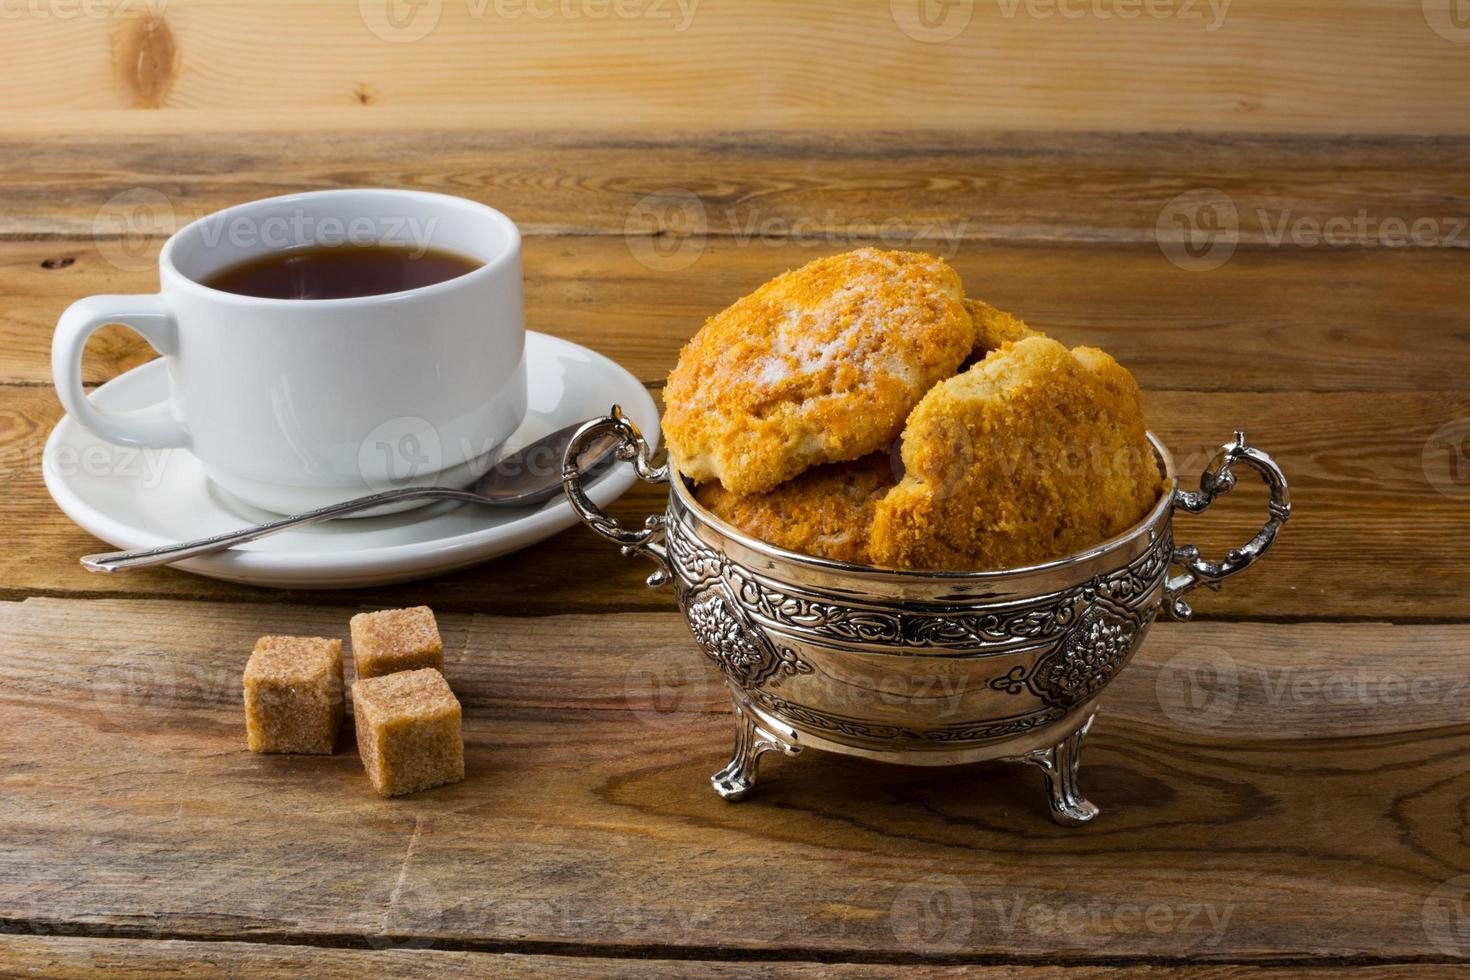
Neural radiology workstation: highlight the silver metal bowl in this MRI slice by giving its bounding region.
[563,407,1290,825]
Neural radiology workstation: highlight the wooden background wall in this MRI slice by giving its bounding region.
[2,0,1468,136]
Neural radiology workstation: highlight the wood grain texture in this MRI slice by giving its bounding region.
[0,938,1460,979]
[1,598,1467,961]
[7,236,1470,392]
[1,0,1468,135]
[4,380,1468,618]
[3,131,1468,242]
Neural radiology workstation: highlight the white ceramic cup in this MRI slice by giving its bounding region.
[52,189,526,515]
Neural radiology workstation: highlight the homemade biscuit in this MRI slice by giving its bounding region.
[663,249,974,494]
[695,452,897,565]
[870,336,1161,571]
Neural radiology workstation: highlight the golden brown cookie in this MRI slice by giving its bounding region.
[870,336,1161,571]
[663,248,974,495]
[695,453,897,565]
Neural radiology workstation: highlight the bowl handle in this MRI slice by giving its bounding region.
[562,405,672,588]
[1165,431,1291,621]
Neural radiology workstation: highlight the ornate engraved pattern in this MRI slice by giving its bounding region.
[683,589,813,689]
[743,688,1066,744]
[667,517,1170,654]
[666,506,1169,748]
[989,596,1153,710]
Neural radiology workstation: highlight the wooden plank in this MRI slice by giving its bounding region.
[3,383,1468,618]
[3,131,1467,243]
[7,237,1469,392]
[0,1,1467,136]
[2,599,1468,960]
[0,937,1455,978]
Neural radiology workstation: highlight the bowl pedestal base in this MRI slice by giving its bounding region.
[710,693,1101,826]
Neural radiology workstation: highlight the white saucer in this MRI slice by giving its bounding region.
[43,332,659,589]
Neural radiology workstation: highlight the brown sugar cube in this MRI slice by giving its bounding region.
[352,668,464,798]
[350,606,444,680]
[243,636,344,755]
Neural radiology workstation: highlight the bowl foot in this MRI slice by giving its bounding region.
[1010,712,1100,826]
[709,697,1100,825]
[711,696,801,801]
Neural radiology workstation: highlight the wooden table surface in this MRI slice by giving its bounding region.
[3,2,1470,976]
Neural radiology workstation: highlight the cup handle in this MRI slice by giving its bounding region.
[562,405,672,588]
[52,295,190,449]
[1164,431,1291,621]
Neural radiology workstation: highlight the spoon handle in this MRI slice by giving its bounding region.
[80,486,481,573]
